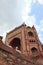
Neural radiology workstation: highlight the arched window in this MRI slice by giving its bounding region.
[29,40,35,43]
[28,31,34,37]
[31,47,38,56]
[9,38,21,50]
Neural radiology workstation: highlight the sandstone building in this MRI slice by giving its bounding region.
[0,23,43,65]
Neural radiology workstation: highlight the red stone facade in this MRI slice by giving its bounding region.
[0,23,43,65]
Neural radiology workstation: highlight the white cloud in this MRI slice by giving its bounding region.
[22,0,32,21]
[0,0,28,41]
[33,0,37,3]
[22,0,36,26]
[38,0,43,5]
[25,15,36,26]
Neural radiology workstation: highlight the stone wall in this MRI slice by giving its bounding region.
[0,48,34,65]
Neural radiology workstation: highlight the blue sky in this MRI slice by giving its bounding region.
[0,0,43,43]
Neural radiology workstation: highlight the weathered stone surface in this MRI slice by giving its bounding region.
[0,42,43,65]
[0,24,43,65]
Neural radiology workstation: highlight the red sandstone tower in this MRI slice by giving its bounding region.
[5,23,42,57]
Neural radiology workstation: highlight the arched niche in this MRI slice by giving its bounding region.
[31,47,38,57]
[28,31,34,37]
[9,37,21,51]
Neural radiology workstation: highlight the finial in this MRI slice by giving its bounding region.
[32,25,35,29]
[22,22,26,26]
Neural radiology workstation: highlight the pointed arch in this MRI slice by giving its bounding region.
[9,37,21,50]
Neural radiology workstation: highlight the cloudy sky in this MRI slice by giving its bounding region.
[0,0,43,43]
